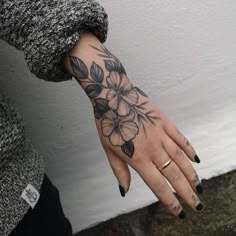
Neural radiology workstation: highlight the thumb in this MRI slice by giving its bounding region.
[107,152,131,197]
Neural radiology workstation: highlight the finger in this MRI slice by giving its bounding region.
[163,120,200,163]
[161,133,203,194]
[134,160,186,219]
[107,150,131,197]
[155,150,203,211]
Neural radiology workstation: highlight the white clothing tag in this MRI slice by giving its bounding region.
[21,183,40,209]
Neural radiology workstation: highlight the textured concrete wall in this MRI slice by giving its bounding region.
[0,0,236,233]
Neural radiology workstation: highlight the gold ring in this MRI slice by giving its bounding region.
[159,159,172,171]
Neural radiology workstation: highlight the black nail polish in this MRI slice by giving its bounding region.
[119,184,125,197]
[178,210,186,219]
[196,203,203,211]
[196,184,203,194]
[194,154,201,163]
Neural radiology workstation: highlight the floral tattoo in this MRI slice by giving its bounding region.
[69,45,159,158]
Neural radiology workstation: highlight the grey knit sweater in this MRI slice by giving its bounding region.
[0,0,108,235]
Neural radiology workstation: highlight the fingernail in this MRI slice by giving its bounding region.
[196,203,203,211]
[196,183,203,194]
[194,154,201,163]
[119,184,125,197]
[178,210,186,219]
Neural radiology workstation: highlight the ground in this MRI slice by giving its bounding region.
[76,170,236,236]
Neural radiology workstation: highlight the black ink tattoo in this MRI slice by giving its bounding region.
[69,45,159,158]
[193,170,200,186]
[167,203,182,214]
[185,139,190,146]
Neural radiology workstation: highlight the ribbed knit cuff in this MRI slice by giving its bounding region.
[23,0,108,82]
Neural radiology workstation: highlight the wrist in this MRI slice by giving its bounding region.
[63,32,102,73]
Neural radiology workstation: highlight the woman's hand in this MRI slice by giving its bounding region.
[63,32,203,219]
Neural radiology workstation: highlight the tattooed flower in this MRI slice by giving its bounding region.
[101,110,139,146]
[106,71,138,116]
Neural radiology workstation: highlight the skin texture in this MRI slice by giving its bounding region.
[68,44,158,157]
[63,32,203,218]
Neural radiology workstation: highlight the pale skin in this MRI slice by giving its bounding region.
[63,32,203,219]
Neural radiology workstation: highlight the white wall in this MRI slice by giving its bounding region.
[1,0,236,233]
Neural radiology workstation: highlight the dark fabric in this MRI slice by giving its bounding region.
[0,90,45,236]
[9,174,73,236]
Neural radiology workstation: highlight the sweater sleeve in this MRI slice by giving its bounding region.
[0,0,108,82]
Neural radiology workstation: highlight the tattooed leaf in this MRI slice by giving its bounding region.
[104,60,119,72]
[94,98,109,110]
[69,56,88,80]
[89,44,104,53]
[103,46,114,57]
[136,101,149,109]
[105,60,126,74]
[145,111,160,125]
[97,54,112,59]
[90,62,104,83]
[121,140,134,158]
[94,106,103,119]
[121,66,126,74]
[93,98,110,119]
[117,61,126,74]
[146,111,154,115]
[85,84,102,98]
[137,114,146,123]
[135,87,148,97]
[146,116,156,125]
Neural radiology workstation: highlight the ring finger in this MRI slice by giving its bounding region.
[161,133,203,194]
[153,150,203,211]
[134,160,186,219]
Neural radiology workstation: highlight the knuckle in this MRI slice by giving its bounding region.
[184,138,190,146]
[159,120,165,130]
[174,148,185,161]
[172,124,181,135]
[167,124,177,134]
[156,180,168,193]
[131,154,148,169]
[132,154,144,164]
[170,166,182,181]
